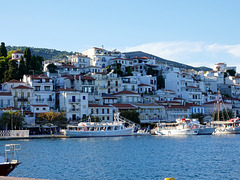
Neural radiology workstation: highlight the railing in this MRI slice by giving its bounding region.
[0,130,29,137]
[69,108,80,112]
[17,98,28,102]
[36,99,44,102]
[69,99,80,103]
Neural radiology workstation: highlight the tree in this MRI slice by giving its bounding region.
[226,69,236,76]
[0,42,7,57]
[147,67,159,76]
[112,63,123,76]
[125,67,133,76]
[18,56,27,80]
[0,111,25,130]
[120,110,140,124]
[190,113,205,124]
[24,48,32,70]
[212,109,234,121]
[0,59,7,83]
[7,60,18,80]
[157,74,165,89]
[47,63,57,73]
[36,111,68,127]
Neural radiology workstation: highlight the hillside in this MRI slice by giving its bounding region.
[124,51,212,71]
[6,46,75,60]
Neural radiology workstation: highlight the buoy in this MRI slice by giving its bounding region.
[164,178,175,180]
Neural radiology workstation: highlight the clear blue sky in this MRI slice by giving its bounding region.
[2,0,240,69]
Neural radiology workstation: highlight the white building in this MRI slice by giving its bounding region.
[88,104,114,122]
[56,87,88,121]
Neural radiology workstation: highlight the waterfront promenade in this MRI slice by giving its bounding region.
[0,134,66,140]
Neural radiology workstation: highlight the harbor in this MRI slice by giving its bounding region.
[2,134,240,180]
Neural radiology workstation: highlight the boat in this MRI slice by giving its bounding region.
[212,119,240,134]
[154,118,215,136]
[0,144,21,176]
[211,91,240,134]
[154,118,199,136]
[65,114,133,137]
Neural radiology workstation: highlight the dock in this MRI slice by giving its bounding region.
[0,134,67,140]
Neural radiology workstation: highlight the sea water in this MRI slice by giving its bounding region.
[2,135,240,180]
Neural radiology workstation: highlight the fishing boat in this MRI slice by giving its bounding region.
[0,144,21,176]
[65,114,133,137]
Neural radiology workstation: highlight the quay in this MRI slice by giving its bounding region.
[0,134,67,140]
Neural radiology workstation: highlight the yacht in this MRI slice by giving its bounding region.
[0,144,21,176]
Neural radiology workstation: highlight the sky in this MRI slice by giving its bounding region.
[2,0,240,70]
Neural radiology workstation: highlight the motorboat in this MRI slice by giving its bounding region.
[0,144,21,176]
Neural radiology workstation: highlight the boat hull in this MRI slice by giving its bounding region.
[156,129,198,136]
[197,127,215,135]
[66,128,133,137]
[214,127,240,134]
[0,162,20,176]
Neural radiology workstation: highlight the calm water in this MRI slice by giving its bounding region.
[2,135,240,180]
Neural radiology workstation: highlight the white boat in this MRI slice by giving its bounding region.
[155,118,215,136]
[66,122,133,137]
[212,119,240,134]
[154,118,199,136]
[65,114,134,137]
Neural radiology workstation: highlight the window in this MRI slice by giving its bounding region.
[36,108,39,110]
[107,109,109,113]
[83,96,86,100]
[96,109,98,114]
[102,109,104,114]
[43,108,46,110]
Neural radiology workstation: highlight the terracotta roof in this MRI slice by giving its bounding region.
[80,76,95,80]
[133,103,161,107]
[216,63,225,65]
[30,74,51,79]
[138,83,151,87]
[112,104,137,110]
[186,86,199,89]
[163,105,190,109]
[185,103,202,107]
[1,107,21,110]
[12,85,33,89]
[0,92,11,96]
[173,97,184,100]
[203,101,231,105]
[31,105,49,107]
[62,64,77,68]
[88,104,112,107]
[55,87,75,92]
[12,50,23,54]
[7,79,23,83]
[112,90,139,95]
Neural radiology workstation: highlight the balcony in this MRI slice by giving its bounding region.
[36,99,44,102]
[47,98,55,102]
[69,108,80,112]
[69,99,80,103]
[17,97,28,102]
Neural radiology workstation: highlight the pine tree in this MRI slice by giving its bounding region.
[18,56,27,80]
[24,48,32,70]
[8,60,18,80]
[0,42,7,57]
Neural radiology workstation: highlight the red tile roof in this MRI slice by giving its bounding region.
[133,103,160,107]
[112,104,137,110]
[7,79,23,83]
[55,87,75,92]
[0,92,11,96]
[1,107,21,110]
[12,85,33,89]
[164,105,190,109]
[13,50,23,54]
[138,83,151,87]
[88,104,112,107]
[31,105,49,107]
[112,90,139,95]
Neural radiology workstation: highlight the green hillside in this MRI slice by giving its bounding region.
[6,46,75,60]
[124,51,211,71]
